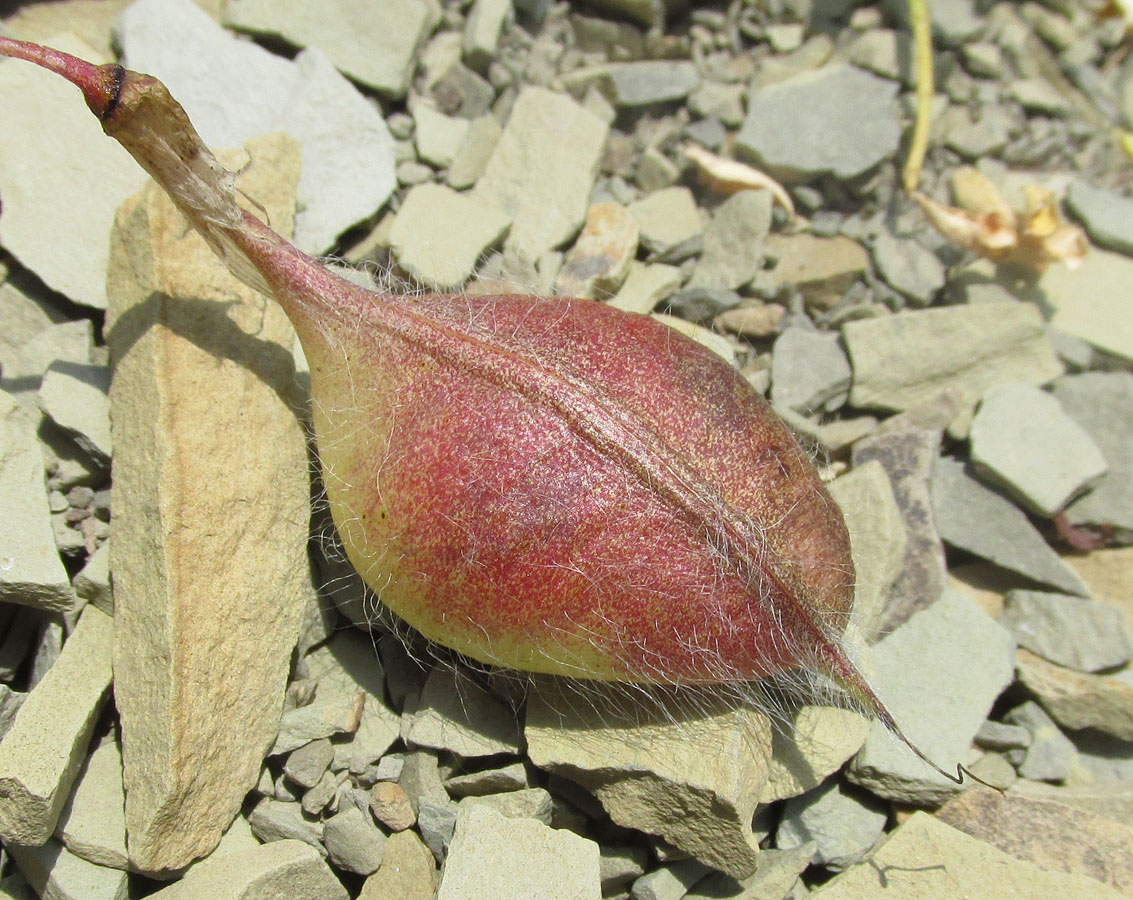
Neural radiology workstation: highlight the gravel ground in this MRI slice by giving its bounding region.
[0,0,1132,898]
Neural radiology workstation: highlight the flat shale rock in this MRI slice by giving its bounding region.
[968,382,1107,517]
[871,230,946,305]
[1051,372,1133,537]
[37,363,112,465]
[284,740,333,790]
[1,319,94,406]
[937,788,1133,895]
[2,0,129,58]
[54,739,127,870]
[526,684,771,879]
[323,805,386,876]
[607,262,682,314]
[852,426,946,631]
[404,668,522,758]
[1040,248,1133,363]
[248,799,324,853]
[389,183,511,290]
[415,799,457,863]
[598,845,647,895]
[226,0,436,98]
[1015,648,1133,741]
[0,606,113,847]
[628,859,711,900]
[627,186,703,253]
[106,137,311,874]
[0,390,74,612]
[1000,589,1131,673]
[828,461,907,640]
[444,761,527,797]
[1004,700,1078,783]
[147,840,347,900]
[271,691,365,756]
[464,0,511,71]
[0,277,64,388]
[592,60,700,107]
[554,202,640,299]
[472,86,608,262]
[770,327,851,415]
[7,839,128,900]
[447,114,502,190]
[843,302,1063,415]
[776,779,888,871]
[761,706,871,804]
[1066,547,1133,630]
[1065,180,1133,254]
[0,685,25,744]
[119,0,396,253]
[764,233,868,312]
[436,804,601,900]
[813,811,1128,900]
[411,100,471,168]
[687,845,811,900]
[847,588,1015,804]
[737,64,900,180]
[459,787,553,824]
[932,457,1089,596]
[300,632,400,767]
[689,190,772,290]
[357,830,437,900]
[0,32,147,309]
[1012,779,1133,826]
[72,541,112,614]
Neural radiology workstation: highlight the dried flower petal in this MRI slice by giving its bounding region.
[951,167,1014,222]
[915,172,1088,272]
[684,145,795,215]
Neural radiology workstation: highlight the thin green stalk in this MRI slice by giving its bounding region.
[903,0,934,193]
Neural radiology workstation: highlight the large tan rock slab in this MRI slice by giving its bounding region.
[0,606,113,846]
[147,840,347,900]
[1015,648,1133,740]
[813,811,1128,900]
[105,134,311,874]
[938,787,1133,894]
[526,683,771,879]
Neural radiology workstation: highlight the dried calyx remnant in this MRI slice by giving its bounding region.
[0,38,976,785]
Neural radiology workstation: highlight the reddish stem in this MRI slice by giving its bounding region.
[0,37,123,119]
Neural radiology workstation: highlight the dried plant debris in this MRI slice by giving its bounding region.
[683,144,795,215]
[0,0,1131,898]
[914,167,1089,272]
